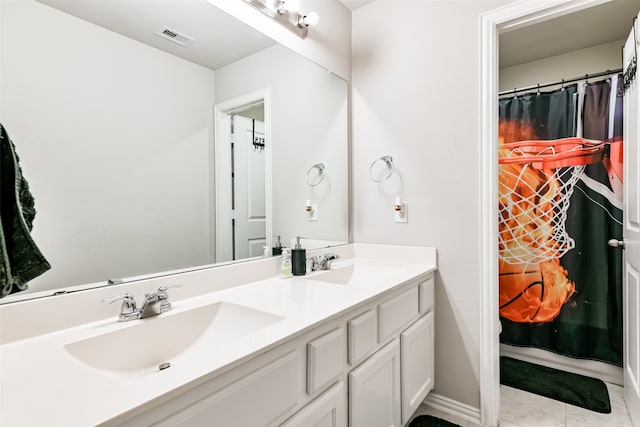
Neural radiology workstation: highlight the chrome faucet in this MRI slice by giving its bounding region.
[101,293,139,322]
[309,256,321,272]
[102,284,182,321]
[309,253,340,272]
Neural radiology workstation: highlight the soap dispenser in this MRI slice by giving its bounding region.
[291,236,306,276]
[272,235,283,256]
[279,248,292,279]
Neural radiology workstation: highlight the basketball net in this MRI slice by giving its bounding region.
[498,137,605,265]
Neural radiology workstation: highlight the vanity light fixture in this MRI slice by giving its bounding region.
[298,11,319,27]
[241,0,319,38]
[277,0,300,14]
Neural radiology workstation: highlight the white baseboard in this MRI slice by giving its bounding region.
[500,344,623,385]
[424,393,481,425]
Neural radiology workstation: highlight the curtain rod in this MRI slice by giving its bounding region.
[498,68,623,97]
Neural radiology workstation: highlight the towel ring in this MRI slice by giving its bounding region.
[369,156,394,183]
[306,163,325,187]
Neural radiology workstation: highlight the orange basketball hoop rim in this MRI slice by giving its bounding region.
[499,137,606,169]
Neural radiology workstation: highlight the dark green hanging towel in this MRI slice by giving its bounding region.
[0,123,50,297]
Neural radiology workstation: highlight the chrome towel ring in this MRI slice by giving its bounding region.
[306,162,325,187]
[369,156,394,182]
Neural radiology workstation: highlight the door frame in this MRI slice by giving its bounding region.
[214,88,272,263]
[479,1,613,425]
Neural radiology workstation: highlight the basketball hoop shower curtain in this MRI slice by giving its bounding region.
[498,77,624,366]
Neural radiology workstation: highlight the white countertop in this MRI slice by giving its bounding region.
[0,244,436,426]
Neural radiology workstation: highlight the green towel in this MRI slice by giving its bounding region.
[0,123,50,297]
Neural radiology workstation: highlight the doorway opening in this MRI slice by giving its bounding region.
[480,1,639,426]
[214,89,272,263]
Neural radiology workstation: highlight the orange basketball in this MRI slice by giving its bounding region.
[499,259,575,323]
[499,261,544,322]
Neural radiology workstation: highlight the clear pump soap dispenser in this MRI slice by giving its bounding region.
[280,248,292,279]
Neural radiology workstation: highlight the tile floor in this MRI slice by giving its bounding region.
[409,383,634,427]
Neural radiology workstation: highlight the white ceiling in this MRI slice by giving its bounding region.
[500,0,640,68]
[338,0,376,11]
[36,0,277,71]
[36,0,640,72]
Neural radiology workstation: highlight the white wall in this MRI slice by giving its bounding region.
[0,0,215,292]
[215,45,349,248]
[208,0,352,80]
[499,39,624,92]
[351,0,512,410]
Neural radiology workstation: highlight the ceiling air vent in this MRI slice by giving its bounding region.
[154,26,196,47]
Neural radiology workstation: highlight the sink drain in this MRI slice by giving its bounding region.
[158,362,171,371]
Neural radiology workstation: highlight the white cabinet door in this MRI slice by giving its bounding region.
[280,382,346,427]
[349,339,401,427]
[400,312,434,425]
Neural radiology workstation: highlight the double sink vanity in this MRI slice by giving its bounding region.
[0,244,437,426]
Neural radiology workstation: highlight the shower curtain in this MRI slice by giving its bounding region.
[498,77,624,366]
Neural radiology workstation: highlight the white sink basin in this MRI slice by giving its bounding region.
[64,302,284,373]
[309,262,405,285]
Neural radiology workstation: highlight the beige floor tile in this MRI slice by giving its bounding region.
[499,385,566,427]
[565,405,633,427]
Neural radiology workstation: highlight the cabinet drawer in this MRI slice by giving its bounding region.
[347,310,377,367]
[307,328,345,395]
[378,286,419,343]
[419,276,434,314]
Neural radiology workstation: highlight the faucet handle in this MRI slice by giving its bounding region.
[320,253,340,270]
[157,284,182,313]
[102,293,137,320]
[308,256,321,272]
[157,284,183,296]
[102,293,135,307]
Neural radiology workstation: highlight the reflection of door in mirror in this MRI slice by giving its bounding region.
[215,90,272,264]
[232,114,266,260]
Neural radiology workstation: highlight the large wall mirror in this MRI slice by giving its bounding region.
[0,0,348,302]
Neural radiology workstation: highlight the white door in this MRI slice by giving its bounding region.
[622,18,640,427]
[349,339,401,427]
[233,115,266,259]
[400,312,434,425]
